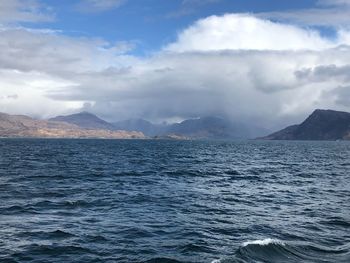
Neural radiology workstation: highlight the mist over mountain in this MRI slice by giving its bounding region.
[46,112,267,139]
[113,116,268,139]
[262,109,350,140]
[113,119,168,137]
[165,116,256,139]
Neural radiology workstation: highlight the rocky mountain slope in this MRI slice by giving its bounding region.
[0,112,145,139]
[49,112,115,130]
[262,109,350,140]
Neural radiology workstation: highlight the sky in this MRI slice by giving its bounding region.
[1,0,350,129]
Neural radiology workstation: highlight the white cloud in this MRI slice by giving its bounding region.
[1,13,350,130]
[0,0,53,23]
[0,69,83,118]
[77,0,126,13]
[44,46,350,128]
[167,0,221,18]
[0,28,138,73]
[0,27,139,119]
[260,0,350,27]
[165,14,350,52]
[318,0,350,7]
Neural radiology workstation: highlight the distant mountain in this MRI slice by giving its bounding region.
[113,119,167,137]
[262,109,350,140]
[165,116,251,139]
[49,112,115,130]
[0,112,145,139]
[112,116,265,139]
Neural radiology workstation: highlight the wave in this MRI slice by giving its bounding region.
[242,238,285,247]
[214,238,350,263]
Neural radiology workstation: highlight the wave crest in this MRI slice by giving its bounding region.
[242,238,285,247]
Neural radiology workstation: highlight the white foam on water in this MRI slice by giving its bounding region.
[210,260,221,263]
[242,238,285,247]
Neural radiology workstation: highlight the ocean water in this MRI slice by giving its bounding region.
[0,139,349,263]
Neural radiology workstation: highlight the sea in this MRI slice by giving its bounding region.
[0,139,349,263]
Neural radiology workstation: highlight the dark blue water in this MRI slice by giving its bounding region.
[0,139,349,263]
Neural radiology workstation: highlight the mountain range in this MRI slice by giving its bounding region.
[50,112,260,138]
[262,109,350,140]
[2,109,349,140]
[0,111,265,139]
[113,117,258,139]
[114,116,264,139]
[0,112,144,139]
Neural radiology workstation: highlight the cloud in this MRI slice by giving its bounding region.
[76,0,126,13]
[166,0,221,18]
[259,0,350,27]
[181,0,220,5]
[0,28,138,74]
[0,0,53,23]
[295,63,350,83]
[318,0,350,7]
[331,86,350,106]
[45,46,350,127]
[0,27,138,118]
[165,14,350,52]
[1,13,350,129]
[0,68,84,118]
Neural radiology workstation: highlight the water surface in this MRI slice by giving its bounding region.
[0,139,349,262]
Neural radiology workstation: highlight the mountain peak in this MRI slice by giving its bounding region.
[63,111,97,118]
[262,109,350,140]
[311,108,347,114]
[49,112,115,130]
[303,109,350,125]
